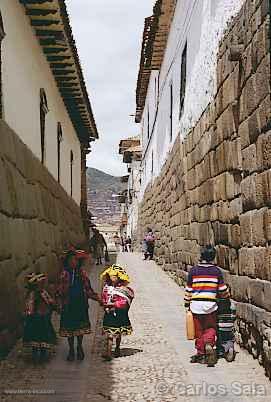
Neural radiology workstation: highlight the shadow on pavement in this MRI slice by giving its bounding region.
[117,347,143,358]
[0,255,116,402]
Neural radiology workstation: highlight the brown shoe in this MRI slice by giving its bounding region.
[225,347,235,362]
[205,343,217,367]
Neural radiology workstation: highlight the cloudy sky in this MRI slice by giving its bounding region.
[66,0,153,176]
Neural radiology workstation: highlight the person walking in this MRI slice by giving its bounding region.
[113,232,121,252]
[100,264,134,361]
[23,273,57,363]
[57,247,102,361]
[143,228,155,260]
[92,228,108,265]
[126,236,132,252]
[122,233,128,252]
[184,245,229,367]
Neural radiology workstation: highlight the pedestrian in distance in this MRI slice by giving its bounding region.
[100,264,134,361]
[113,232,121,252]
[217,285,236,362]
[122,232,128,252]
[143,228,155,260]
[91,228,108,265]
[184,245,229,367]
[56,247,102,361]
[23,273,57,364]
[126,236,132,252]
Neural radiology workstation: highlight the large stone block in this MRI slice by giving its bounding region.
[264,246,271,281]
[242,144,258,173]
[254,246,266,279]
[0,159,13,216]
[258,131,271,170]
[240,212,253,245]
[216,106,236,141]
[264,209,271,241]
[229,197,243,222]
[222,65,240,111]
[0,214,12,262]
[254,54,271,107]
[239,119,250,149]
[249,280,271,312]
[0,122,17,165]
[241,174,257,211]
[252,208,267,246]
[257,95,271,134]
[239,247,256,277]
[231,275,250,302]
[229,224,241,248]
[225,172,241,200]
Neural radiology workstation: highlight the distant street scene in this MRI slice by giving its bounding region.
[0,1,271,401]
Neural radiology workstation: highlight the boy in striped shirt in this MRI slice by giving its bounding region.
[184,245,229,366]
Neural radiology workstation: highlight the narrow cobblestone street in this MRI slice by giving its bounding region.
[1,252,271,402]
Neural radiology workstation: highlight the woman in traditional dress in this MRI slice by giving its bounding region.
[100,264,134,361]
[23,273,57,363]
[57,247,102,361]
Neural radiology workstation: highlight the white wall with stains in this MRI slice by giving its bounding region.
[139,0,245,199]
[1,1,82,205]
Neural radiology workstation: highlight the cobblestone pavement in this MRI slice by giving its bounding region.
[1,253,271,402]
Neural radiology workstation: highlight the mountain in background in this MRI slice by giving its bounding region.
[86,168,126,225]
[86,167,125,193]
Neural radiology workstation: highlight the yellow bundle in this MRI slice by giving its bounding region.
[100,264,130,283]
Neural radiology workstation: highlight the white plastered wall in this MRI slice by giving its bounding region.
[139,0,245,198]
[1,1,82,205]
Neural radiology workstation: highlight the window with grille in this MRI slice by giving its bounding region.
[70,150,74,197]
[0,11,5,119]
[57,123,63,183]
[40,89,49,164]
[180,42,187,118]
[147,107,150,139]
[170,82,173,142]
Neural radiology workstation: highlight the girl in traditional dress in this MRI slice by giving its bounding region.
[57,247,102,361]
[100,264,134,361]
[23,273,57,363]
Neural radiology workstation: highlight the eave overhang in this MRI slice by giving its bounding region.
[119,137,141,155]
[135,0,177,123]
[19,0,99,144]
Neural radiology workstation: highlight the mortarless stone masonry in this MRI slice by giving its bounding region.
[0,120,86,357]
[137,0,271,378]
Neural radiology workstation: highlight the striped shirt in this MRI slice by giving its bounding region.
[184,263,229,314]
[217,300,236,334]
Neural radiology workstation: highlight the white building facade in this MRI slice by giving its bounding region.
[0,0,98,206]
[119,137,142,240]
[126,159,141,238]
[137,0,245,200]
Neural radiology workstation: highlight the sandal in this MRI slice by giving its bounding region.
[67,349,75,361]
[102,353,112,361]
[114,348,121,358]
[77,346,85,361]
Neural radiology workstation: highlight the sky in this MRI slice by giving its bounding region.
[66,0,154,176]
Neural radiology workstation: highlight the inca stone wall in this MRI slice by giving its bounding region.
[137,0,271,377]
[0,120,86,356]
